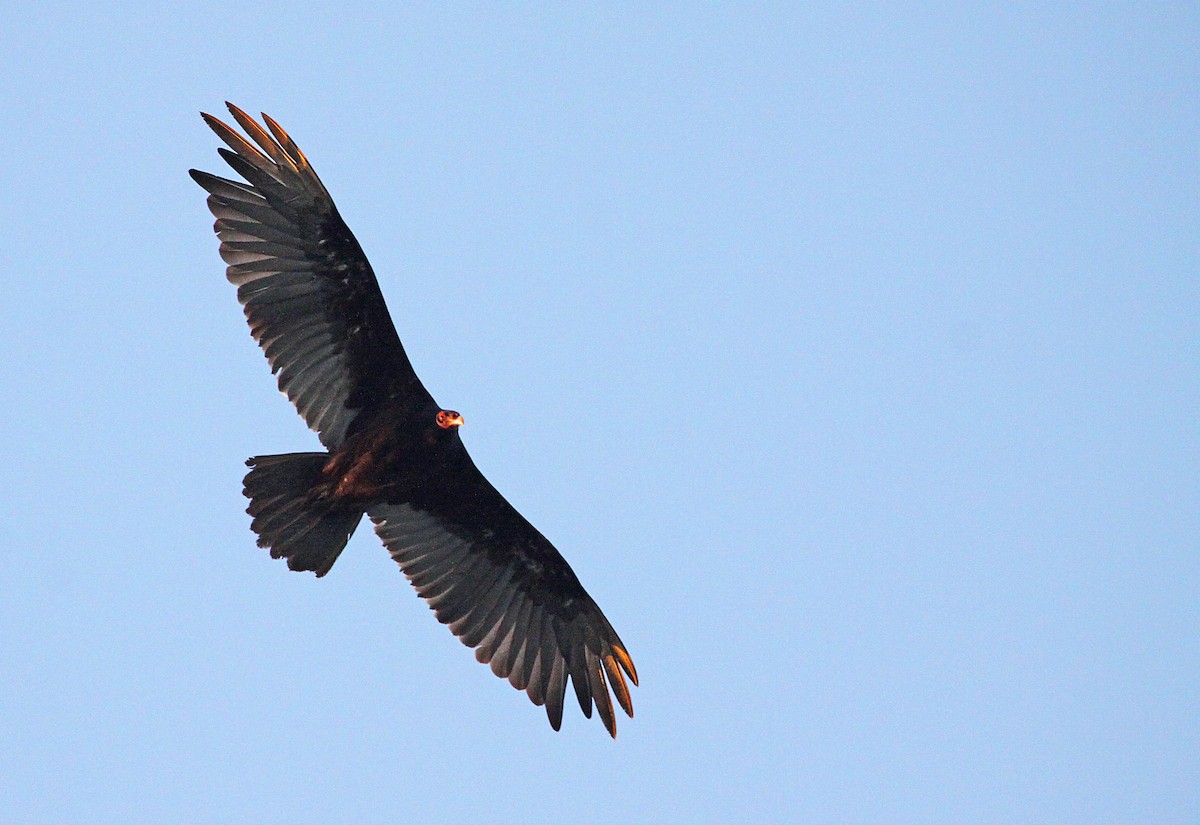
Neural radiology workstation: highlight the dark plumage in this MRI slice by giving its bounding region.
[190,103,636,736]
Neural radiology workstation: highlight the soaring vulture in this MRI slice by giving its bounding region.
[190,103,636,736]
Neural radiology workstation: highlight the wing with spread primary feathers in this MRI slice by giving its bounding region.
[368,462,638,737]
[190,103,433,448]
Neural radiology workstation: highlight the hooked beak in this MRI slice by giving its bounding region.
[436,411,465,429]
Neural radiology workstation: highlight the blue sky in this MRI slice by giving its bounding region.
[1,4,1195,823]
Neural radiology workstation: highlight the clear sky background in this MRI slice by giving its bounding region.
[1,4,1195,823]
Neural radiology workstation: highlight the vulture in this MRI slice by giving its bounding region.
[190,103,636,736]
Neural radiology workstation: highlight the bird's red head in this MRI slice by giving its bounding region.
[436,410,465,430]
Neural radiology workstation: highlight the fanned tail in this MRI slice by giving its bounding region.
[243,453,362,576]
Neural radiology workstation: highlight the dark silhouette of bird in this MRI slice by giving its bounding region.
[190,103,636,736]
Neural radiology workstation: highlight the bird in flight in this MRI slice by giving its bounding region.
[190,103,636,736]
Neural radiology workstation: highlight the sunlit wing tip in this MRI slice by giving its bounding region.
[204,115,271,167]
[199,112,234,144]
[603,655,634,718]
[225,105,294,171]
[612,645,638,686]
[224,100,253,123]
[598,697,618,738]
[261,112,311,168]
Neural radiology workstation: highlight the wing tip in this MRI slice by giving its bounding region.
[618,647,639,686]
[225,101,253,123]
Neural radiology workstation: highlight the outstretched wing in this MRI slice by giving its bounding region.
[368,460,638,737]
[190,103,432,448]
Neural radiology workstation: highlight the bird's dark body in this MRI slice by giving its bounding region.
[320,402,447,499]
[191,104,635,736]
